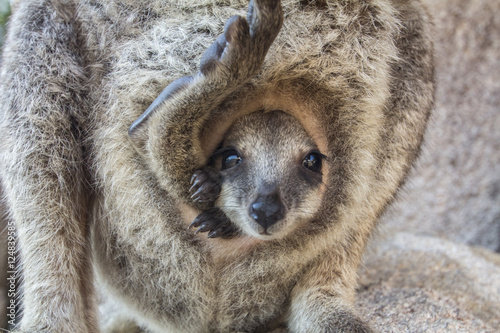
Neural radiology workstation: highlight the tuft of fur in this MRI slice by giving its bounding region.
[0,0,433,332]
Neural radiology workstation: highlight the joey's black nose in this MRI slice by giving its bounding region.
[249,192,285,230]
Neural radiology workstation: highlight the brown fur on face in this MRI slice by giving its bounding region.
[215,110,326,240]
[0,0,433,332]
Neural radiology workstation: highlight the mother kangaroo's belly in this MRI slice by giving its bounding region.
[92,200,298,332]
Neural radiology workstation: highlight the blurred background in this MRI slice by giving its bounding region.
[0,0,498,331]
[0,0,10,46]
[0,0,9,48]
[380,0,500,252]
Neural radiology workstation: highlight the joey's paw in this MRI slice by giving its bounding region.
[189,169,222,210]
[189,209,239,239]
[199,0,283,78]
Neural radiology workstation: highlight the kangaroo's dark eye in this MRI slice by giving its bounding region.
[222,150,242,170]
[302,152,323,173]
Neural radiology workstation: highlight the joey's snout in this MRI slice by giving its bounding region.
[249,191,285,231]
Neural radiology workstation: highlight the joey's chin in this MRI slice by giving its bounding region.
[237,217,296,241]
[243,227,283,241]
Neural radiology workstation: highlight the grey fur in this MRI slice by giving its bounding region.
[213,110,324,239]
[0,0,433,332]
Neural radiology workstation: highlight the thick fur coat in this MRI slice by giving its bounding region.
[0,0,433,332]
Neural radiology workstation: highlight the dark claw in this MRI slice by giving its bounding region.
[207,223,239,239]
[190,171,207,189]
[195,223,214,234]
[191,182,218,200]
[189,211,210,229]
[189,168,222,210]
[208,228,229,239]
[190,186,205,201]
[189,209,238,239]
[188,220,198,230]
[207,230,221,238]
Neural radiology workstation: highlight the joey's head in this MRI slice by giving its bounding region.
[213,110,327,240]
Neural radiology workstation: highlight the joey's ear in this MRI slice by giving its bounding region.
[128,75,194,146]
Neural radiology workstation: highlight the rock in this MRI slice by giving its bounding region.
[357,232,500,332]
[364,0,500,330]
[381,0,500,251]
